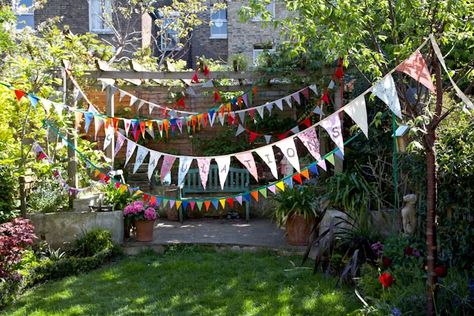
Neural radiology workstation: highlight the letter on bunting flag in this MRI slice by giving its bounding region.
[235,152,259,181]
[148,151,161,180]
[254,146,278,179]
[124,139,137,166]
[344,95,368,138]
[396,50,436,93]
[103,126,114,150]
[215,156,231,189]
[133,145,149,174]
[177,157,193,186]
[372,74,402,118]
[320,113,344,154]
[160,155,176,183]
[297,127,326,170]
[276,138,300,172]
[197,158,211,189]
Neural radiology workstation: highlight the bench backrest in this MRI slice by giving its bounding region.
[182,166,250,194]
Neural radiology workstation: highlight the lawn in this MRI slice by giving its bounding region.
[4,246,361,315]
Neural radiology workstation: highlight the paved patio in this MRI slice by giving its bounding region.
[124,218,307,254]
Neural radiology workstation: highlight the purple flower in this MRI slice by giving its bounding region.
[371,241,384,257]
[144,207,157,221]
[391,307,401,316]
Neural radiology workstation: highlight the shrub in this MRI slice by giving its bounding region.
[71,229,115,258]
[0,165,18,223]
[27,179,68,214]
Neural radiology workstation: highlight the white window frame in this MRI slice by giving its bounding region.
[89,0,113,34]
[160,12,180,51]
[13,0,35,30]
[253,48,275,66]
[251,1,275,22]
[210,8,227,39]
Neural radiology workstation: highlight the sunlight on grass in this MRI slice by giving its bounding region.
[3,246,360,315]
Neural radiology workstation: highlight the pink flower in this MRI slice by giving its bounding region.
[144,207,157,221]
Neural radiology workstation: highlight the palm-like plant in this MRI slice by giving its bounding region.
[273,184,320,227]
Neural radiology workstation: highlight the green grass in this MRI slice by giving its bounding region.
[4,246,361,315]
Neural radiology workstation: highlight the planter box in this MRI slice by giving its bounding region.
[27,211,124,249]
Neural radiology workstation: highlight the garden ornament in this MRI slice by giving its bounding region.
[401,194,417,235]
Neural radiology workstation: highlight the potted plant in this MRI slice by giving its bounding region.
[274,184,320,246]
[123,201,158,242]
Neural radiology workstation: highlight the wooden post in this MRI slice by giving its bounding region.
[106,85,115,168]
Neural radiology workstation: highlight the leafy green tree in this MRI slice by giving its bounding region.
[241,1,473,314]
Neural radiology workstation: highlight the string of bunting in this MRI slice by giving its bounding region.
[42,118,356,212]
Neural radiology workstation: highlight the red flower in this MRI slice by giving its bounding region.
[379,272,395,288]
[434,266,448,278]
[382,256,392,268]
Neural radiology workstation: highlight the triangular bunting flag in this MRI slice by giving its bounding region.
[250,191,259,202]
[254,146,278,179]
[326,153,335,166]
[320,113,344,154]
[264,135,272,144]
[235,195,243,205]
[274,99,283,111]
[204,200,211,211]
[219,199,226,209]
[148,151,162,180]
[293,173,303,184]
[177,156,193,186]
[175,200,182,210]
[276,138,300,172]
[372,74,402,118]
[211,200,219,210]
[197,158,211,189]
[276,181,285,191]
[160,155,176,183]
[235,152,259,181]
[300,169,310,179]
[133,145,149,174]
[215,156,231,189]
[259,188,267,198]
[124,139,137,166]
[235,124,245,136]
[344,95,368,138]
[396,50,436,93]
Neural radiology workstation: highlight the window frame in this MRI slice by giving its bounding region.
[89,0,113,34]
[209,8,227,39]
[160,13,181,51]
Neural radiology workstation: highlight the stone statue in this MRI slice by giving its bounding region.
[401,194,417,235]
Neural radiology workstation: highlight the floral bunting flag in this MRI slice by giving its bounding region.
[197,158,211,189]
[148,151,161,180]
[215,156,231,189]
[396,50,435,93]
[114,133,126,157]
[235,152,259,181]
[276,138,300,172]
[254,146,278,179]
[160,155,176,183]
[320,113,344,154]
[344,95,368,138]
[177,156,193,186]
[133,145,149,174]
[124,139,137,166]
[372,74,402,118]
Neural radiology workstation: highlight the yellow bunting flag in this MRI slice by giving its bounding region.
[219,199,226,208]
[175,200,182,209]
[276,181,285,192]
[250,190,259,202]
[326,153,335,166]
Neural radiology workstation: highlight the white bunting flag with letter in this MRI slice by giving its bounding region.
[124,139,137,166]
[114,132,126,157]
[255,146,278,179]
[276,138,300,172]
[320,113,344,154]
[297,128,326,170]
[215,156,231,189]
[160,155,176,183]
[133,145,149,174]
[372,74,402,118]
[177,157,193,186]
[235,152,259,181]
[103,126,114,150]
[344,95,368,138]
[147,151,161,180]
[197,158,211,189]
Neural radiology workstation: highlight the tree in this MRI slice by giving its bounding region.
[241,1,473,314]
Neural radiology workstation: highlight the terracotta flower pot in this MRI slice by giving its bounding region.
[134,220,155,242]
[286,213,315,246]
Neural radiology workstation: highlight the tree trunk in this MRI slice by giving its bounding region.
[425,130,437,316]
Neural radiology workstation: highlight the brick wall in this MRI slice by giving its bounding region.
[227,0,289,66]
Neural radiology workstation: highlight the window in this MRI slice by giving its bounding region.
[13,0,34,30]
[252,1,275,22]
[253,47,275,66]
[89,0,113,34]
[160,14,180,51]
[210,8,227,39]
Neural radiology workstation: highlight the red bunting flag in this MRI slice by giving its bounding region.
[177,97,186,108]
[139,121,146,138]
[293,173,303,184]
[191,71,199,83]
[226,198,234,208]
[249,131,259,143]
[276,131,289,140]
[248,109,255,119]
[112,118,119,131]
[15,90,26,101]
[250,191,259,202]
[227,114,235,126]
[213,89,221,102]
[396,50,436,93]
[302,117,311,128]
[203,64,210,77]
[204,200,211,212]
[321,92,330,104]
[143,193,150,202]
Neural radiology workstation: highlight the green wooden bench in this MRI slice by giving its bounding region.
[178,166,251,222]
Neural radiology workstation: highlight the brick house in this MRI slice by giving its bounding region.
[11,0,287,68]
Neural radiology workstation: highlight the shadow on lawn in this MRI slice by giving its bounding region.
[6,246,359,315]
